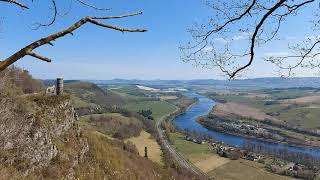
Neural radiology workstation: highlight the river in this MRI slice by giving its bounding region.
[173,92,320,158]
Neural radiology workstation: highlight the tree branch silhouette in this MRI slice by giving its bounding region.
[181,0,317,79]
[0,12,146,71]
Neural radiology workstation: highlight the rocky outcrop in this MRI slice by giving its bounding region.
[0,93,88,178]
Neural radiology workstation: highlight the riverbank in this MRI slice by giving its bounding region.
[198,94,320,148]
[173,93,320,157]
[197,115,320,149]
[155,95,207,178]
[167,131,293,180]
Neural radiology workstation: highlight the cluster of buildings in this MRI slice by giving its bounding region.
[183,133,319,179]
[219,121,284,142]
[237,124,269,137]
[184,134,263,161]
[183,132,320,179]
[184,135,205,144]
[211,142,262,161]
[270,162,319,179]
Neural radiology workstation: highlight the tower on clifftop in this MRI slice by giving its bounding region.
[56,78,64,95]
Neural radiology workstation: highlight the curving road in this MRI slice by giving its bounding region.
[156,115,209,179]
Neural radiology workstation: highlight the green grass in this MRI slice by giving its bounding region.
[125,100,177,120]
[112,85,148,97]
[70,96,97,108]
[208,88,320,129]
[276,107,320,129]
[112,90,152,103]
[261,89,311,100]
[169,133,211,157]
[65,82,130,107]
[166,96,196,109]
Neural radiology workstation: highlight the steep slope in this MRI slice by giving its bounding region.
[0,91,186,179]
[0,93,88,179]
[0,68,197,179]
[0,93,174,179]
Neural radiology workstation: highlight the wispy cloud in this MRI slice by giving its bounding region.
[214,32,251,43]
[213,37,228,44]
[203,46,214,52]
[264,52,289,57]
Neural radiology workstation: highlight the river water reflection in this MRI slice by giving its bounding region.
[173,92,320,158]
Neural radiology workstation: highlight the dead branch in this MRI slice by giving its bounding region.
[181,0,317,79]
[0,0,28,9]
[75,0,111,11]
[33,0,58,29]
[0,12,146,71]
[228,0,286,78]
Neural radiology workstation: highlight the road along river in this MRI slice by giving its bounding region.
[173,92,320,158]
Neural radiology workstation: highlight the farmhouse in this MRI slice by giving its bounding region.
[185,136,204,144]
[245,152,261,161]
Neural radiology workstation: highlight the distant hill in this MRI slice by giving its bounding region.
[43,79,80,86]
[89,77,320,89]
[64,81,127,108]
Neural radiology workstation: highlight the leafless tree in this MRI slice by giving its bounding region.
[180,0,319,78]
[0,0,146,71]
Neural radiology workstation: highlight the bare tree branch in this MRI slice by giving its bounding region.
[75,0,111,11]
[0,13,147,71]
[27,52,52,62]
[0,0,29,9]
[228,0,287,78]
[91,12,143,20]
[182,0,317,79]
[33,0,58,29]
[202,0,257,40]
[265,38,320,77]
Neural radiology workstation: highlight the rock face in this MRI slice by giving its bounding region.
[0,94,88,178]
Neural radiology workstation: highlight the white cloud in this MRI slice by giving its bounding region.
[264,52,289,57]
[203,46,214,52]
[232,35,246,41]
[231,32,251,41]
[213,37,228,44]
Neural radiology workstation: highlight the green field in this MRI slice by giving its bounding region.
[207,88,320,129]
[65,82,129,108]
[277,108,320,129]
[208,159,291,180]
[125,100,177,120]
[70,96,98,109]
[111,85,148,97]
[169,133,211,157]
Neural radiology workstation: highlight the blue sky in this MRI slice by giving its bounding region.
[1,0,318,80]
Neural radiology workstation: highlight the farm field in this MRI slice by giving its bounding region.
[208,159,292,180]
[192,154,230,173]
[169,132,211,158]
[206,88,320,129]
[214,102,278,122]
[168,132,290,179]
[126,131,163,165]
[125,100,178,120]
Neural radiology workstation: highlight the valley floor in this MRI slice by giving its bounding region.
[168,132,292,180]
